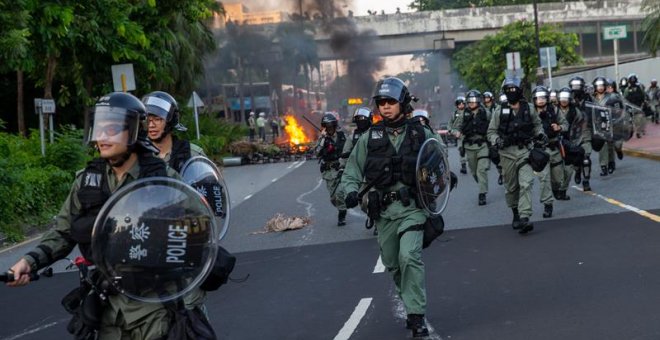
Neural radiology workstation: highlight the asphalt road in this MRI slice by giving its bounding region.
[1,148,659,340]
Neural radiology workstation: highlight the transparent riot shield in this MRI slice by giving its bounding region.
[416,138,451,216]
[587,102,633,142]
[180,156,230,241]
[91,177,218,303]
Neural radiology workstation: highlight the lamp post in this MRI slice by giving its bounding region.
[533,0,544,86]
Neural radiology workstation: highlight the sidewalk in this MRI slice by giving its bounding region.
[622,120,660,161]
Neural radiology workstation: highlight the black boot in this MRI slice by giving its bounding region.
[511,208,521,230]
[478,193,486,206]
[498,174,503,185]
[615,146,624,160]
[600,166,608,177]
[557,190,571,200]
[574,169,582,184]
[406,314,429,338]
[518,217,534,234]
[337,210,346,226]
[460,163,467,174]
[608,161,615,174]
[583,180,591,192]
[373,227,378,236]
[543,204,553,218]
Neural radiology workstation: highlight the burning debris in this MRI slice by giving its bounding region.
[251,213,312,234]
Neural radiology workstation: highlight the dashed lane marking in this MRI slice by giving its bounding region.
[271,178,278,182]
[287,161,300,169]
[243,194,253,201]
[573,186,660,223]
[373,255,385,273]
[294,160,306,168]
[333,297,373,340]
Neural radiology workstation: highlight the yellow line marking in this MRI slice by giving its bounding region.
[573,186,660,223]
[0,235,42,254]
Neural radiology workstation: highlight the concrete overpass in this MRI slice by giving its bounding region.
[311,0,647,61]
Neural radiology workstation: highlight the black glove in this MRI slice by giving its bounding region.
[450,171,458,191]
[535,133,549,146]
[345,191,359,209]
[495,137,505,150]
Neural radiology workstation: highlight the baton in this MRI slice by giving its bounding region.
[302,115,322,132]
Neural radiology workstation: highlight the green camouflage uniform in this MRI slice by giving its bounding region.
[536,106,568,205]
[452,107,490,195]
[22,160,205,340]
[487,102,544,219]
[316,132,347,212]
[557,104,589,192]
[448,109,467,167]
[342,123,441,315]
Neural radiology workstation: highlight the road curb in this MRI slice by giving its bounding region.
[622,148,660,162]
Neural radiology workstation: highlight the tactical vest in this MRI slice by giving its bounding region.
[364,122,426,189]
[321,131,346,163]
[538,105,560,139]
[498,101,535,146]
[461,108,489,139]
[626,85,645,106]
[169,137,192,173]
[561,105,582,141]
[352,130,365,147]
[70,153,168,261]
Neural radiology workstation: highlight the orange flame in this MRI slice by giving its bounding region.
[372,113,383,123]
[284,115,311,146]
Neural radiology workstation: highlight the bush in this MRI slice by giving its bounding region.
[178,109,247,160]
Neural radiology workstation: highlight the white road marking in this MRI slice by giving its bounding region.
[296,178,323,217]
[333,297,373,340]
[373,255,385,273]
[4,318,68,340]
[294,160,306,168]
[287,161,300,169]
[572,186,660,223]
[244,194,253,200]
[271,178,278,182]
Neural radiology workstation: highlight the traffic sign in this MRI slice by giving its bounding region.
[111,64,136,92]
[539,46,557,68]
[187,91,205,108]
[41,99,56,114]
[603,25,627,40]
[506,52,521,70]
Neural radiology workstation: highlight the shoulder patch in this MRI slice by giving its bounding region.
[502,108,511,114]
[372,130,384,139]
[83,173,102,188]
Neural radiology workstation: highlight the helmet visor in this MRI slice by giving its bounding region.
[88,107,139,145]
[373,81,405,103]
[144,96,173,121]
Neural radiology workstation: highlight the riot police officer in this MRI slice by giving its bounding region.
[453,89,490,205]
[316,113,348,226]
[487,78,545,234]
[7,92,208,339]
[483,91,498,119]
[411,109,432,129]
[549,89,558,107]
[143,91,206,173]
[567,76,594,192]
[449,96,468,174]
[648,79,659,124]
[342,77,442,338]
[591,77,617,176]
[341,107,373,164]
[556,87,590,195]
[624,73,649,138]
[606,79,625,160]
[532,86,568,218]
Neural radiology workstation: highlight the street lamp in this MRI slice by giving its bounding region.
[533,0,544,86]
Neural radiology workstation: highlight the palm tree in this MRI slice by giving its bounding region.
[642,0,660,56]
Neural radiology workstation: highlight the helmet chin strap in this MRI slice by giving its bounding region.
[107,149,133,168]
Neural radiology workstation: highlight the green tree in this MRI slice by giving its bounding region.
[452,21,581,93]
[410,0,578,11]
[642,0,659,56]
[0,0,32,135]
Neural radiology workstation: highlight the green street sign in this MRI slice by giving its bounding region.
[603,25,627,40]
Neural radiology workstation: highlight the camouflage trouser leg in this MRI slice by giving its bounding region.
[99,307,170,340]
[561,165,574,191]
[501,156,535,218]
[466,145,490,194]
[325,176,346,210]
[538,163,554,205]
[548,149,565,192]
[598,141,610,167]
[376,213,427,315]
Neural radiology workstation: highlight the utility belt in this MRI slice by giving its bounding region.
[320,161,340,172]
[464,137,487,147]
[364,187,414,224]
[546,141,560,151]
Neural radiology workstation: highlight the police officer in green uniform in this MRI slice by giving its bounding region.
[606,79,625,161]
[591,77,617,176]
[411,109,432,129]
[624,73,649,138]
[568,76,594,192]
[482,91,498,120]
[453,90,490,205]
[143,91,206,173]
[342,77,442,338]
[487,78,545,234]
[449,96,468,174]
[532,86,568,218]
[316,113,348,226]
[648,79,659,124]
[7,92,207,339]
[556,87,588,197]
[482,91,504,185]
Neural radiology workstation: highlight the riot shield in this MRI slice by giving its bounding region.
[586,102,633,142]
[91,177,218,303]
[416,138,451,216]
[180,156,230,241]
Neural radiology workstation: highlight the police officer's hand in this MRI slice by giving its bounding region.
[551,123,561,132]
[454,131,462,138]
[6,258,31,287]
[320,128,327,137]
[450,171,458,191]
[495,137,505,150]
[345,191,359,209]
[536,133,549,145]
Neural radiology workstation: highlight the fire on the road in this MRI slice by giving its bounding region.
[284,115,312,146]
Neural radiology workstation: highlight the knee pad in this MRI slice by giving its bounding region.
[582,157,592,179]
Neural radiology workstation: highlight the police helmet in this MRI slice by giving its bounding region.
[652,79,658,86]
[353,107,372,121]
[502,77,522,104]
[412,109,429,120]
[88,92,147,146]
[592,76,607,93]
[142,91,186,133]
[321,112,338,128]
[532,86,549,105]
[466,90,482,104]
[557,87,572,103]
[620,77,628,88]
[483,91,494,101]
[373,77,412,108]
[628,73,639,86]
[549,90,557,101]
[568,76,586,92]
[499,93,508,104]
[455,96,466,106]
